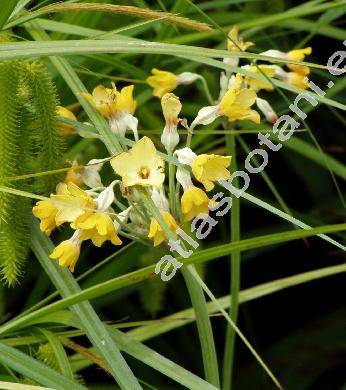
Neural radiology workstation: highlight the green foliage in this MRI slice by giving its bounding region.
[0,60,30,286]
[25,61,65,194]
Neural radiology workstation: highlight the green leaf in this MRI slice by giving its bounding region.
[0,342,86,389]
[29,221,142,389]
[0,0,18,29]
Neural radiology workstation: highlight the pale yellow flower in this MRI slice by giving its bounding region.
[147,69,179,98]
[227,26,254,52]
[51,182,95,226]
[111,136,165,188]
[219,74,260,124]
[244,65,276,92]
[50,237,81,272]
[82,84,136,119]
[181,186,211,222]
[148,211,179,246]
[192,154,231,191]
[57,106,77,136]
[74,212,122,247]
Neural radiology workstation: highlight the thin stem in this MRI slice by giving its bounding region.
[222,132,241,390]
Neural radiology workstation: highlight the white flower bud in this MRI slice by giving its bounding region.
[151,188,169,211]
[176,167,194,191]
[256,98,278,124]
[161,93,181,153]
[191,105,220,128]
[177,72,200,85]
[175,147,197,166]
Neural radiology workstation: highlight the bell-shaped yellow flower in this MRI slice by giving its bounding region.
[227,26,254,52]
[192,154,231,191]
[33,200,58,236]
[181,186,210,222]
[287,72,309,90]
[146,69,179,98]
[219,74,260,124]
[75,212,122,247]
[148,211,179,246]
[51,182,95,226]
[82,84,136,119]
[50,238,81,272]
[287,47,312,74]
[57,106,77,136]
[244,65,276,92]
[111,136,165,188]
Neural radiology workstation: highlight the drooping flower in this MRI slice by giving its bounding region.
[260,47,312,75]
[75,213,122,247]
[192,154,231,191]
[147,69,199,98]
[72,181,122,247]
[33,183,70,235]
[111,136,165,188]
[181,186,211,222]
[50,232,82,272]
[273,66,309,90]
[33,199,58,236]
[57,106,77,136]
[227,26,254,52]
[191,74,260,128]
[82,84,138,138]
[243,65,276,92]
[161,93,182,153]
[148,210,179,246]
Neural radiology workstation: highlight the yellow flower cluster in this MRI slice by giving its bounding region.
[32,26,314,273]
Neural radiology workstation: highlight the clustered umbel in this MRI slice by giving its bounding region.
[33,26,312,271]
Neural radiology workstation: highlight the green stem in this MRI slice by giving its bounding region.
[140,190,220,387]
[222,133,241,390]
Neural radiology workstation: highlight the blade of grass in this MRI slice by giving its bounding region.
[0,0,18,29]
[223,133,241,390]
[30,224,142,389]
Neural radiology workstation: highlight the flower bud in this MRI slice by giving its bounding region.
[161,93,182,153]
[256,98,278,124]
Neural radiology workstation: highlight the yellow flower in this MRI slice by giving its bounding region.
[219,74,260,124]
[181,186,210,222]
[51,182,95,226]
[57,106,77,136]
[287,72,309,90]
[111,136,165,188]
[33,200,58,236]
[81,84,136,119]
[287,47,312,74]
[192,154,231,191]
[50,238,81,272]
[227,26,254,52]
[244,65,276,92]
[32,183,70,235]
[74,212,122,247]
[148,211,179,246]
[161,93,182,153]
[147,69,179,98]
